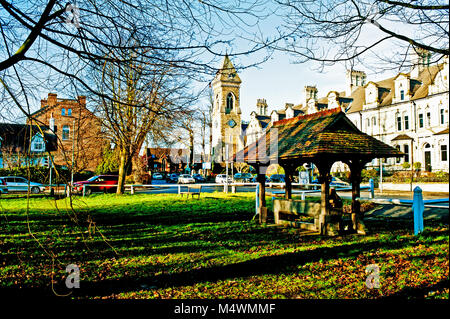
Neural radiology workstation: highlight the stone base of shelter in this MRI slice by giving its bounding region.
[273,199,350,236]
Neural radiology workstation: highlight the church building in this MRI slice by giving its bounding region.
[211,49,449,173]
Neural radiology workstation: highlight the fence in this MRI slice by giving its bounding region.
[44,181,447,236]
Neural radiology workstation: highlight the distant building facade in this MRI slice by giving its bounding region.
[0,123,57,168]
[146,147,189,173]
[29,93,106,172]
[212,50,449,172]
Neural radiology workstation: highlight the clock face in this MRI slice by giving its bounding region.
[228,119,236,128]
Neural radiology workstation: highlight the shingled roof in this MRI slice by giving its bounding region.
[233,108,403,164]
[0,123,57,153]
[347,64,444,114]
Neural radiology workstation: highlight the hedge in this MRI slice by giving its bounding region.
[0,166,94,185]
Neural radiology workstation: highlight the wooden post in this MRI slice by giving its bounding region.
[256,171,267,224]
[281,162,295,200]
[315,160,332,234]
[348,159,367,234]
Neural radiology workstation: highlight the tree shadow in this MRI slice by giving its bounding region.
[63,235,446,297]
[380,279,449,299]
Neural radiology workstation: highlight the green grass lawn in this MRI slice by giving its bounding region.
[0,192,448,299]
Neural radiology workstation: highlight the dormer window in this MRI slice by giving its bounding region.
[31,134,45,152]
[61,108,66,116]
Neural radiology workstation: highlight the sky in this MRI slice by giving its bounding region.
[208,48,399,122]
[235,53,349,121]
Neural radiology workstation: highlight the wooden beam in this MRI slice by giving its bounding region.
[280,161,297,200]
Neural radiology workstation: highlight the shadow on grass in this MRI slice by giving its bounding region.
[10,233,443,298]
[381,279,449,299]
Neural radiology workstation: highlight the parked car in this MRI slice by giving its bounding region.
[2,176,45,194]
[269,174,285,183]
[152,172,164,180]
[192,174,206,183]
[215,174,232,184]
[311,176,350,187]
[241,173,253,182]
[167,173,180,183]
[330,177,350,187]
[0,177,8,195]
[178,174,196,184]
[73,175,119,195]
[250,175,270,183]
[234,173,253,182]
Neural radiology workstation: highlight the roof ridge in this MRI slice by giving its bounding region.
[273,107,342,126]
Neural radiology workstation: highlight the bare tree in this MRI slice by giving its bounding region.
[93,43,193,194]
[0,0,273,120]
[270,0,449,71]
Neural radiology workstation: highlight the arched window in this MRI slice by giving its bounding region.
[61,108,66,116]
[62,125,70,140]
[372,117,376,126]
[226,93,234,114]
[68,108,72,116]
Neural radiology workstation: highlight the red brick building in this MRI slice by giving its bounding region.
[29,93,106,172]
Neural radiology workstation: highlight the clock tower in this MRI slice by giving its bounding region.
[211,55,243,163]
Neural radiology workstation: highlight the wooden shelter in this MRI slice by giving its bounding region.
[232,108,403,235]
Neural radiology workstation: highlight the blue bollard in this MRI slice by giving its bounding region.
[369,178,375,199]
[412,186,424,235]
[255,183,260,213]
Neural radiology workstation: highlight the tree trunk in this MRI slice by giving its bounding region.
[117,147,131,194]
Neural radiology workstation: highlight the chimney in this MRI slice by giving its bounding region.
[346,70,366,96]
[410,47,431,78]
[47,93,57,107]
[256,98,268,115]
[303,85,318,107]
[49,113,55,132]
[78,95,86,107]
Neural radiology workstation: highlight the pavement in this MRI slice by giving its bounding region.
[364,204,449,222]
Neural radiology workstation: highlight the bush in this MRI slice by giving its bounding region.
[0,166,94,184]
[384,170,449,183]
[413,162,422,171]
[402,162,411,169]
[361,169,378,182]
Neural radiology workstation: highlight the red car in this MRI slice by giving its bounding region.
[73,175,119,195]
